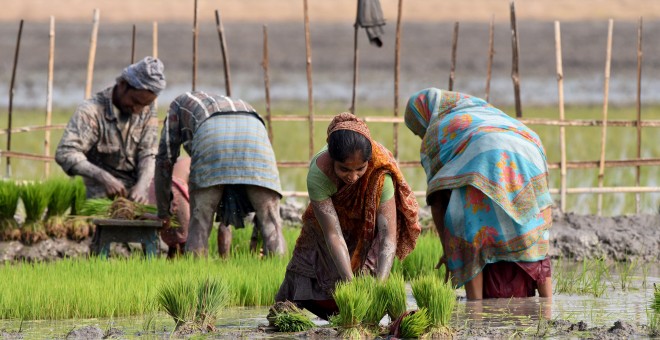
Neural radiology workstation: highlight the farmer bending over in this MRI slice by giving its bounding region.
[154,91,286,257]
[55,57,166,203]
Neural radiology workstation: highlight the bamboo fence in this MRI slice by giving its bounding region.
[2,2,660,215]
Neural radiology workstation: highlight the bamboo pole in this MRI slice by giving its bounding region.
[635,17,643,213]
[485,15,495,102]
[509,0,522,117]
[192,0,199,91]
[152,21,158,111]
[393,0,403,159]
[303,0,314,159]
[555,21,567,212]
[597,19,613,216]
[4,116,659,133]
[45,16,55,177]
[262,25,273,142]
[215,9,233,97]
[131,24,136,64]
[152,22,158,58]
[350,0,360,114]
[85,9,100,99]
[448,22,459,91]
[6,19,24,178]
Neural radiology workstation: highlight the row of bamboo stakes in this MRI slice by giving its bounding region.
[2,1,660,214]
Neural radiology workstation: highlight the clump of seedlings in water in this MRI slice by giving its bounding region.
[157,276,230,334]
[400,233,444,280]
[398,308,431,338]
[348,275,389,335]
[0,180,21,241]
[615,257,637,291]
[411,273,456,335]
[331,277,372,339]
[384,272,408,322]
[555,257,609,297]
[269,301,315,333]
[20,181,49,244]
[44,178,76,239]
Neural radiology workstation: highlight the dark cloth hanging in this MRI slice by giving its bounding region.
[357,0,386,47]
[215,185,255,229]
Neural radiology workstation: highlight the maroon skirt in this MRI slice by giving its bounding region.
[483,258,552,298]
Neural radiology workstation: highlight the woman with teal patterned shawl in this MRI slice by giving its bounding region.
[405,88,553,300]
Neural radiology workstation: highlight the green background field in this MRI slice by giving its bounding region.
[1,102,659,215]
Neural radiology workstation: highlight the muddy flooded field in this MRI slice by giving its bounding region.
[0,209,658,339]
[1,269,658,339]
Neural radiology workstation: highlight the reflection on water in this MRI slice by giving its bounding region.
[1,271,658,338]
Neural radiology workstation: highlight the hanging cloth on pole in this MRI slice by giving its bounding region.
[357,0,386,47]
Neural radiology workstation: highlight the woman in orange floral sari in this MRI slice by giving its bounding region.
[405,88,553,300]
[275,112,421,319]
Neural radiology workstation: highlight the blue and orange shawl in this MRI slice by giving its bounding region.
[405,88,553,287]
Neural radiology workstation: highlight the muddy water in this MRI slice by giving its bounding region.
[2,266,658,339]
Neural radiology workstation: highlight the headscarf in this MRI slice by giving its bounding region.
[327,112,372,141]
[404,88,465,138]
[120,56,166,95]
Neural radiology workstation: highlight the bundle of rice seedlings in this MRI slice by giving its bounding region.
[19,182,49,245]
[330,278,372,339]
[273,311,316,332]
[357,276,389,331]
[78,197,179,226]
[411,274,456,335]
[78,198,113,217]
[157,276,230,333]
[108,197,138,219]
[384,272,408,321]
[44,178,76,239]
[398,308,431,339]
[0,180,21,241]
[65,216,93,241]
[268,301,316,332]
[69,176,87,216]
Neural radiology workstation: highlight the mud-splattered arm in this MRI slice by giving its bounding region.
[375,197,397,281]
[311,199,354,281]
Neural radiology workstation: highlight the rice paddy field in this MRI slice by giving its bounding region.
[0,226,658,338]
[1,103,659,216]
[1,102,659,338]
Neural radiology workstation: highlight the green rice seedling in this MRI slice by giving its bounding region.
[398,308,431,339]
[0,180,21,241]
[330,279,371,338]
[587,257,608,297]
[70,176,87,216]
[653,283,660,313]
[361,276,389,330]
[78,198,113,217]
[641,263,650,289]
[157,276,230,332]
[194,277,231,327]
[19,181,49,244]
[398,231,443,281]
[615,257,637,291]
[384,272,407,321]
[411,274,456,334]
[273,312,316,332]
[44,178,76,238]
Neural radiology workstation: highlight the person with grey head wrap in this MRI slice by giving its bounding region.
[56,56,166,208]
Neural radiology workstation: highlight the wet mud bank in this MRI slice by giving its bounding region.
[549,210,660,262]
[0,204,658,263]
